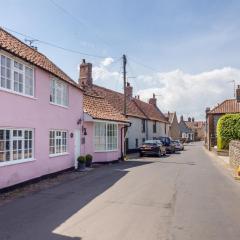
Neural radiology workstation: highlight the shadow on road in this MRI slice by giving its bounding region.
[0,161,151,240]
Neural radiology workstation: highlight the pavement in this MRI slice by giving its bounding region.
[1,142,240,240]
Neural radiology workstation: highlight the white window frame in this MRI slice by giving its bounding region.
[94,122,118,152]
[0,52,35,98]
[49,130,68,157]
[50,78,68,108]
[0,128,34,167]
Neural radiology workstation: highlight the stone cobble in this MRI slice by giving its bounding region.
[229,140,240,169]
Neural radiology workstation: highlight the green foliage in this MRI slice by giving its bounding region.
[77,155,86,164]
[217,114,240,150]
[85,154,93,167]
[85,154,93,161]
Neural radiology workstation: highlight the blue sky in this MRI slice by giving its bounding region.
[1,0,240,119]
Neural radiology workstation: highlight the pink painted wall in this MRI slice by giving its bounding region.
[82,122,124,162]
[0,67,83,189]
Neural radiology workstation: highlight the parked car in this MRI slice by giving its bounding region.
[158,137,175,153]
[139,140,166,157]
[172,140,184,151]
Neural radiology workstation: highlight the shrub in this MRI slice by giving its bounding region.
[217,114,240,150]
[77,155,86,164]
[85,154,93,167]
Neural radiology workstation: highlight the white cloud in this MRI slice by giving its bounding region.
[137,67,240,120]
[101,57,114,66]
[92,58,240,120]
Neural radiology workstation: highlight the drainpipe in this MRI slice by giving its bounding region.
[121,122,132,160]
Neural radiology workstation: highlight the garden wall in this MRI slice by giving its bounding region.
[229,140,240,168]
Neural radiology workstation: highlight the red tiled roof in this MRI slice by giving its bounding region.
[185,121,205,129]
[208,99,240,114]
[83,93,129,123]
[91,85,168,122]
[92,85,147,119]
[0,27,81,89]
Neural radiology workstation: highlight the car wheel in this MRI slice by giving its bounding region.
[140,153,144,157]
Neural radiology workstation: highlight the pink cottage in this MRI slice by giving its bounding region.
[0,28,128,190]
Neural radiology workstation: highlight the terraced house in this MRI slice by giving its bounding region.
[0,28,85,189]
[0,28,128,190]
[77,63,169,153]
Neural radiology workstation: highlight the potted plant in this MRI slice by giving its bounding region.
[85,154,93,168]
[77,155,86,170]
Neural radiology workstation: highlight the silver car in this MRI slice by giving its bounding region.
[172,140,184,151]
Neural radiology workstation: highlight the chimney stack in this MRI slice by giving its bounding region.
[192,117,195,122]
[236,85,240,102]
[180,115,184,122]
[126,82,133,99]
[188,117,191,122]
[149,93,157,107]
[79,59,92,87]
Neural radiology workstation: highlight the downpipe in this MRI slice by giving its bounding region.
[121,122,132,161]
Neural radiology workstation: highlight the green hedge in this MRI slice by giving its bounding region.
[217,114,240,150]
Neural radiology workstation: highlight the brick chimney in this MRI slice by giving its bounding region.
[126,82,133,99]
[236,85,240,102]
[79,59,92,87]
[149,93,157,106]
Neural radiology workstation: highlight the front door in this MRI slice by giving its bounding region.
[74,129,81,169]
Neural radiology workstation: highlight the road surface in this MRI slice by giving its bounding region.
[1,142,240,240]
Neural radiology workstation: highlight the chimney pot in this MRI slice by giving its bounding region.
[236,85,240,102]
[149,93,157,106]
[125,82,133,99]
[79,60,92,87]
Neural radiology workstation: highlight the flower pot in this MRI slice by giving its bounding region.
[78,161,86,171]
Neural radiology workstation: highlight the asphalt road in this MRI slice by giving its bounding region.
[1,142,240,240]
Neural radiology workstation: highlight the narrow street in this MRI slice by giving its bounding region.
[1,142,240,240]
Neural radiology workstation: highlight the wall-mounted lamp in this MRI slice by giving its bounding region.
[82,126,87,136]
[77,118,82,125]
[70,133,74,138]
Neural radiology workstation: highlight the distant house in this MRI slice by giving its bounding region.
[185,118,206,141]
[179,116,194,141]
[164,112,180,140]
[206,86,240,150]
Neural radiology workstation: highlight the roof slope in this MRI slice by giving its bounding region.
[92,85,167,122]
[209,99,240,114]
[185,121,205,129]
[179,121,193,133]
[0,27,80,88]
[83,93,128,123]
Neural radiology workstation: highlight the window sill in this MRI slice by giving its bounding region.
[0,87,36,100]
[94,149,118,153]
[0,158,36,167]
[49,152,69,158]
[49,102,69,109]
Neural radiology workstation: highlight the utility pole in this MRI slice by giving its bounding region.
[123,54,127,116]
[123,54,127,160]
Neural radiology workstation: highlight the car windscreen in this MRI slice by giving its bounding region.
[143,141,157,145]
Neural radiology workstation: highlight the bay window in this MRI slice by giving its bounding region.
[49,130,67,156]
[94,122,118,151]
[0,129,34,164]
[50,78,68,107]
[0,54,34,96]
